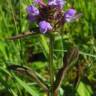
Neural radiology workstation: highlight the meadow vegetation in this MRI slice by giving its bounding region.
[0,0,96,96]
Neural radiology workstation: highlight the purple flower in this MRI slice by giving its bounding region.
[64,9,76,22]
[39,21,52,33]
[26,5,39,22]
[27,5,39,16]
[48,0,65,8]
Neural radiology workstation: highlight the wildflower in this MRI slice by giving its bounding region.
[26,5,39,22]
[64,8,76,22]
[27,5,39,16]
[48,0,65,8]
[39,21,53,33]
[26,0,80,33]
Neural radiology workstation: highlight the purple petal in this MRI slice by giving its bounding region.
[48,0,57,6]
[26,5,39,16]
[56,0,65,8]
[64,9,76,22]
[66,9,76,16]
[48,0,66,8]
[39,21,52,33]
[34,0,41,4]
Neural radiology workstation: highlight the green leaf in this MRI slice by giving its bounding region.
[0,67,11,76]
[39,35,49,57]
[15,76,39,96]
[9,89,18,96]
[77,82,93,96]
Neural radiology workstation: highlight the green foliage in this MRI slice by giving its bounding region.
[14,75,39,96]
[77,82,93,96]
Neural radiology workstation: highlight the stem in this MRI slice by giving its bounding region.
[49,34,54,96]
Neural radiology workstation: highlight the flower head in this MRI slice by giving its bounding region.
[26,0,80,33]
[64,8,76,22]
[39,21,52,33]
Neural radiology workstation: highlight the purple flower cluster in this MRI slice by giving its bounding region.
[26,0,78,33]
